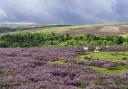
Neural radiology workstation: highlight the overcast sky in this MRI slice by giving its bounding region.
[0,0,128,25]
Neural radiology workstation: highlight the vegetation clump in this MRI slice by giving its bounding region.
[0,33,127,47]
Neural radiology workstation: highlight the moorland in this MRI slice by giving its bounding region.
[0,24,128,89]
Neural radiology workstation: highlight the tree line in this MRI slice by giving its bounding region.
[0,32,127,47]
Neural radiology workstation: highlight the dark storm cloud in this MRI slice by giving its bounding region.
[0,0,127,24]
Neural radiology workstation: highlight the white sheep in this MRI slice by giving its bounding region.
[83,47,89,51]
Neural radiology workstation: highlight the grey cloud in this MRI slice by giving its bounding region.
[0,0,127,24]
[0,8,7,20]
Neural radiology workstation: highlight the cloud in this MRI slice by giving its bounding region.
[0,8,7,19]
[114,0,128,22]
[0,0,127,24]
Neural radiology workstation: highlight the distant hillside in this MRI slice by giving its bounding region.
[0,24,73,35]
[62,24,128,36]
[0,24,128,36]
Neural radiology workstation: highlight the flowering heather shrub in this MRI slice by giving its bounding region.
[87,60,127,68]
[0,48,127,89]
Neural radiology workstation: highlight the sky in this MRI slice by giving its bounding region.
[0,0,128,25]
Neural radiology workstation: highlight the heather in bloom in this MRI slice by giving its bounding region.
[0,48,127,89]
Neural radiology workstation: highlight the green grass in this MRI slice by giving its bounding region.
[48,60,68,65]
[90,66,128,74]
[77,51,128,75]
[33,25,85,33]
[34,24,111,33]
[31,24,111,33]
[0,25,76,35]
[78,51,128,62]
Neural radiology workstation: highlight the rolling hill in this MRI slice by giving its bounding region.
[1,24,128,36]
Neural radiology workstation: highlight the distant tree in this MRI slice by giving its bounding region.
[113,36,124,44]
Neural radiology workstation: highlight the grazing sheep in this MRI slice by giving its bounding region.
[106,46,110,48]
[95,47,100,50]
[83,47,89,51]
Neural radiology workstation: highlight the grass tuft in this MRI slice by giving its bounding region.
[90,66,128,74]
[78,51,128,62]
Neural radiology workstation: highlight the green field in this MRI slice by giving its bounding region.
[90,66,128,74]
[0,25,82,34]
[0,24,123,34]
[78,51,128,62]
[77,51,128,74]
